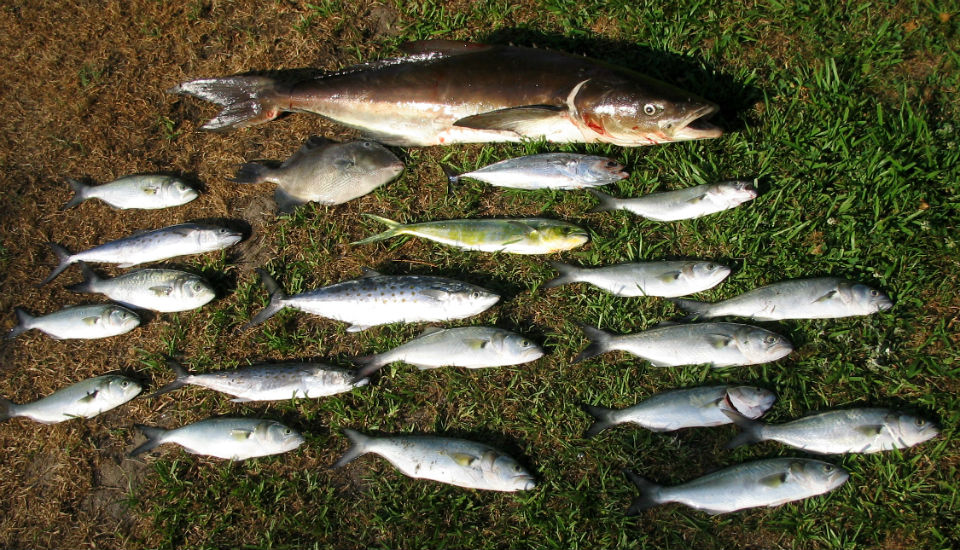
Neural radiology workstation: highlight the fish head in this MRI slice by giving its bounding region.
[503,333,545,363]
[725,386,776,419]
[347,141,405,181]
[792,460,849,492]
[484,452,537,491]
[165,179,199,204]
[841,282,893,314]
[260,421,306,452]
[707,180,758,207]
[106,306,141,332]
[572,77,722,146]
[887,412,939,448]
[735,327,793,363]
[101,375,143,403]
[442,283,501,314]
[574,156,629,184]
[683,261,732,287]
[539,223,590,251]
[199,226,244,250]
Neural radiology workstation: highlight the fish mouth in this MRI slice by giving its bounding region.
[514,475,537,490]
[671,103,723,141]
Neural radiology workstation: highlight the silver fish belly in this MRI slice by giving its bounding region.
[0,375,142,424]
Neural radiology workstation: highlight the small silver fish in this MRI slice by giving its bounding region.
[671,277,893,321]
[152,360,368,402]
[723,407,939,454]
[590,181,757,221]
[574,323,792,367]
[67,263,215,312]
[42,223,244,285]
[352,326,544,380]
[442,153,627,190]
[582,385,776,436]
[129,418,304,460]
[625,458,849,515]
[0,375,142,424]
[7,304,140,340]
[332,428,536,492]
[246,268,499,333]
[62,175,198,210]
[545,260,730,297]
[233,137,404,212]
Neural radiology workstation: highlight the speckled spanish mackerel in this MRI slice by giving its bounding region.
[171,40,722,146]
[353,215,588,254]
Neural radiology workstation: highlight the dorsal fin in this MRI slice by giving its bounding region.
[419,326,444,336]
[399,40,493,56]
[360,267,382,278]
[280,136,331,168]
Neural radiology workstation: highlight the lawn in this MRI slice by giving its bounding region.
[0,1,957,549]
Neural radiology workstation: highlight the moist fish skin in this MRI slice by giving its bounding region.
[353,215,589,254]
[574,323,792,367]
[233,137,404,212]
[129,418,304,460]
[0,375,142,424]
[152,360,368,402]
[671,277,894,321]
[332,428,536,492]
[352,326,544,380]
[724,407,939,454]
[7,304,140,340]
[546,260,730,298]
[589,181,757,221]
[625,458,849,515]
[245,268,499,333]
[67,263,215,312]
[443,153,627,190]
[171,40,722,147]
[42,223,244,285]
[62,175,198,210]
[582,385,776,436]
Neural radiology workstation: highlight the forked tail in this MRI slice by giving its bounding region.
[61,178,89,210]
[351,215,406,245]
[350,354,391,384]
[572,324,613,364]
[40,242,75,286]
[623,469,664,515]
[544,261,581,289]
[151,360,193,398]
[581,403,618,437]
[128,425,169,457]
[170,76,285,131]
[243,269,290,330]
[330,428,373,469]
[588,190,621,213]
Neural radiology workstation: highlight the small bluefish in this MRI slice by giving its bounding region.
[546,260,730,298]
[442,153,627,190]
[129,418,304,460]
[0,375,141,424]
[8,304,140,340]
[589,181,756,221]
[62,175,197,210]
[67,263,215,313]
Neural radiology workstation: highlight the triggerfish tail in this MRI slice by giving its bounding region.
[244,269,290,330]
[330,428,373,469]
[232,163,273,185]
[624,469,664,515]
[351,215,407,245]
[169,76,284,131]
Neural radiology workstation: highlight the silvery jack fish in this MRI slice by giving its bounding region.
[442,153,627,190]
[671,277,893,321]
[354,215,589,254]
[62,174,198,210]
[172,40,722,146]
[574,323,792,367]
[546,260,730,298]
[589,181,757,221]
[42,223,244,285]
[625,458,848,515]
[352,326,544,381]
[333,428,536,492]
[130,418,304,460]
[246,268,499,333]
[582,385,776,437]
[723,407,938,454]
[8,304,140,340]
[152,359,368,402]
[233,137,404,212]
[68,263,215,312]
[0,375,141,424]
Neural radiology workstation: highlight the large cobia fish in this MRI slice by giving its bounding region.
[171,40,722,147]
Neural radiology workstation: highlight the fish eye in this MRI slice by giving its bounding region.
[120,381,129,387]
[520,339,530,347]
[606,161,619,168]
[763,336,777,344]
[914,418,925,427]
[823,465,834,473]
[869,290,879,296]
[643,103,661,116]
[283,428,292,434]
[513,465,522,472]
[705,263,716,269]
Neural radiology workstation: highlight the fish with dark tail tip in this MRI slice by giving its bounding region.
[441,153,627,190]
[62,175,197,210]
[546,260,730,298]
[171,40,722,146]
[670,277,893,321]
[624,458,848,515]
[589,181,757,221]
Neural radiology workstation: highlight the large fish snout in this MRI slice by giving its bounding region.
[668,102,723,141]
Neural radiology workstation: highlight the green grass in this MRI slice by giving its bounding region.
[126,1,960,549]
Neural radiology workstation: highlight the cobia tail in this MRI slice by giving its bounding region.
[172,40,722,147]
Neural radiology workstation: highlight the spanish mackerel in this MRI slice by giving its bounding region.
[246,268,499,332]
[42,223,244,285]
[172,40,722,146]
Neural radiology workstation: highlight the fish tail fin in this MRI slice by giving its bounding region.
[440,163,461,185]
[544,261,581,289]
[588,189,620,213]
[573,324,613,364]
[668,298,714,321]
[40,242,75,286]
[581,403,617,437]
[350,354,391,384]
[351,215,405,245]
[61,178,88,210]
[0,397,17,421]
[7,308,34,339]
[624,469,664,515]
[721,407,764,449]
[151,360,192,397]
[231,163,274,185]
[244,269,289,329]
[66,262,101,294]
[169,76,285,131]
[128,425,168,458]
[330,428,372,469]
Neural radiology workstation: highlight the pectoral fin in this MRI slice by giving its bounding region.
[813,290,838,303]
[856,425,884,437]
[230,429,254,440]
[658,271,682,283]
[78,390,99,403]
[149,285,174,296]
[759,473,787,488]
[449,452,478,467]
[142,185,159,195]
[82,316,100,326]
[453,105,566,134]
[707,334,734,348]
[685,193,707,204]
[464,338,490,350]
